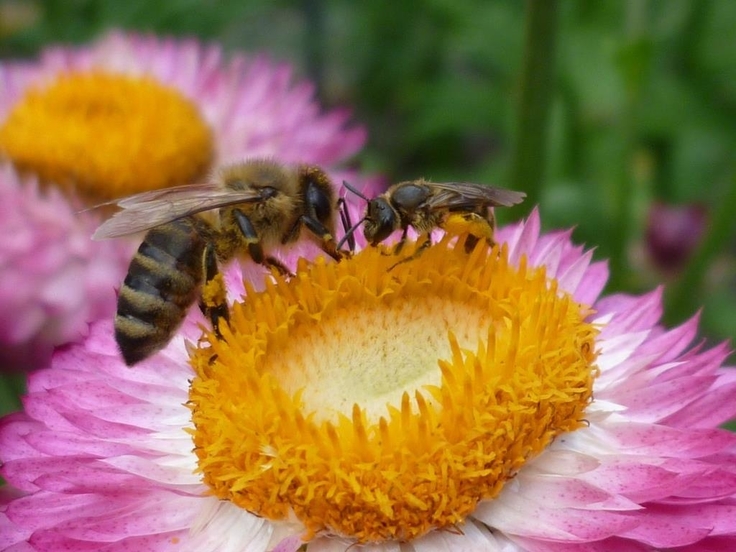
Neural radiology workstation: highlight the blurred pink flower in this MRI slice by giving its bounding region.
[0,30,373,371]
[645,201,707,274]
[1,210,734,551]
[0,30,367,187]
[0,165,132,371]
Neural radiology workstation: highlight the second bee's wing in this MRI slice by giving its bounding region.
[93,183,271,239]
[426,182,526,210]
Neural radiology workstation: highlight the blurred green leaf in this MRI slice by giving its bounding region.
[0,374,24,417]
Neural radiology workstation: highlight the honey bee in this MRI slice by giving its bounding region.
[94,159,344,366]
[340,178,526,260]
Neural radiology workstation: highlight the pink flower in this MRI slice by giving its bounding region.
[0,30,366,187]
[0,31,371,371]
[1,209,734,551]
[0,165,133,371]
[645,201,707,274]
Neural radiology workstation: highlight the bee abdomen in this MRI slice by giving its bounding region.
[115,219,204,365]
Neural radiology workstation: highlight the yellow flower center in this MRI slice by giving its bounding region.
[188,238,598,543]
[0,72,213,201]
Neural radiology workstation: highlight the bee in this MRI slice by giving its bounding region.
[94,158,345,366]
[340,178,526,261]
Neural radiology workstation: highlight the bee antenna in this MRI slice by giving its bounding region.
[342,180,369,202]
[337,216,367,251]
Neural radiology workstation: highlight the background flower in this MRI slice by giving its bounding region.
[0,30,373,373]
[1,211,734,551]
[645,201,708,274]
[0,165,132,372]
[0,31,367,196]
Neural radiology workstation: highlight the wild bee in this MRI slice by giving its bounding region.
[94,158,345,366]
[340,178,526,261]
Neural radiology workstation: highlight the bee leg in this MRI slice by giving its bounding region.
[388,233,432,271]
[234,209,295,277]
[264,256,294,277]
[464,235,480,253]
[281,217,302,245]
[336,197,356,254]
[300,214,342,261]
[390,227,410,256]
[200,242,229,338]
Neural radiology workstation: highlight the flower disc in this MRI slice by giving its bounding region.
[0,72,213,200]
[188,238,598,543]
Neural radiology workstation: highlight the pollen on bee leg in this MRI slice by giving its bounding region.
[201,272,227,312]
[443,213,494,241]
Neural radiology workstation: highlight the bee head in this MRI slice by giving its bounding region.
[339,180,399,249]
[364,197,398,246]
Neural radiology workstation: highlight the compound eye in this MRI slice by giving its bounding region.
[377,200,395,225]
[305,180,333,224]
[367,201,382,220]
[367,199,396,245]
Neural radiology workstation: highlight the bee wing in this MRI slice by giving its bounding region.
[427,182,526,210]
[92,183,269,239]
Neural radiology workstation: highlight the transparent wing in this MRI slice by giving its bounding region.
[426,182,526,211]
[92,183,269,239]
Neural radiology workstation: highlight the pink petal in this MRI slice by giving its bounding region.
[663,377,736,428]
[605,422,736,458]
[514,474,639,511]
[272,535,303,552]
[577,459,693,502]
[102,455,199,487]
[619,502,734,547]
[51,494,198,540]
[474,490,640,542]
[509,535,649,552]
[673,536,736,552]
[612,375,719,422]
[637,314,700,364]
[525,450,601,477]
[575,260,609,306]
[29,529,187,551]
[502,208,541,266]
[595,288,664,336]
[0,510,32,550]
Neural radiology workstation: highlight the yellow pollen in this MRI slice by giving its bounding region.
[201,272,227,313]
[188,238,599,543]
[0,72,213,201]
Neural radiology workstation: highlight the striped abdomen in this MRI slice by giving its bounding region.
[115,218,205,365]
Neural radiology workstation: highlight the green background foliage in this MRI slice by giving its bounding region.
[1,0,735,418]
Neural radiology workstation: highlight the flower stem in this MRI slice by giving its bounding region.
[608,0,651,291]
[508,0,560,218]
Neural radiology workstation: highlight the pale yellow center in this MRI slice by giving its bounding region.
[274,298,493,422]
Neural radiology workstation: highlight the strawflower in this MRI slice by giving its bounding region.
[2,209,735,551]
[645,202,707,274]
[0,30,369,371]
[0,164,132,371]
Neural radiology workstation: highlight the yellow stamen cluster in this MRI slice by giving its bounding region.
[188,238,598,543]
[0,72,213,201]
